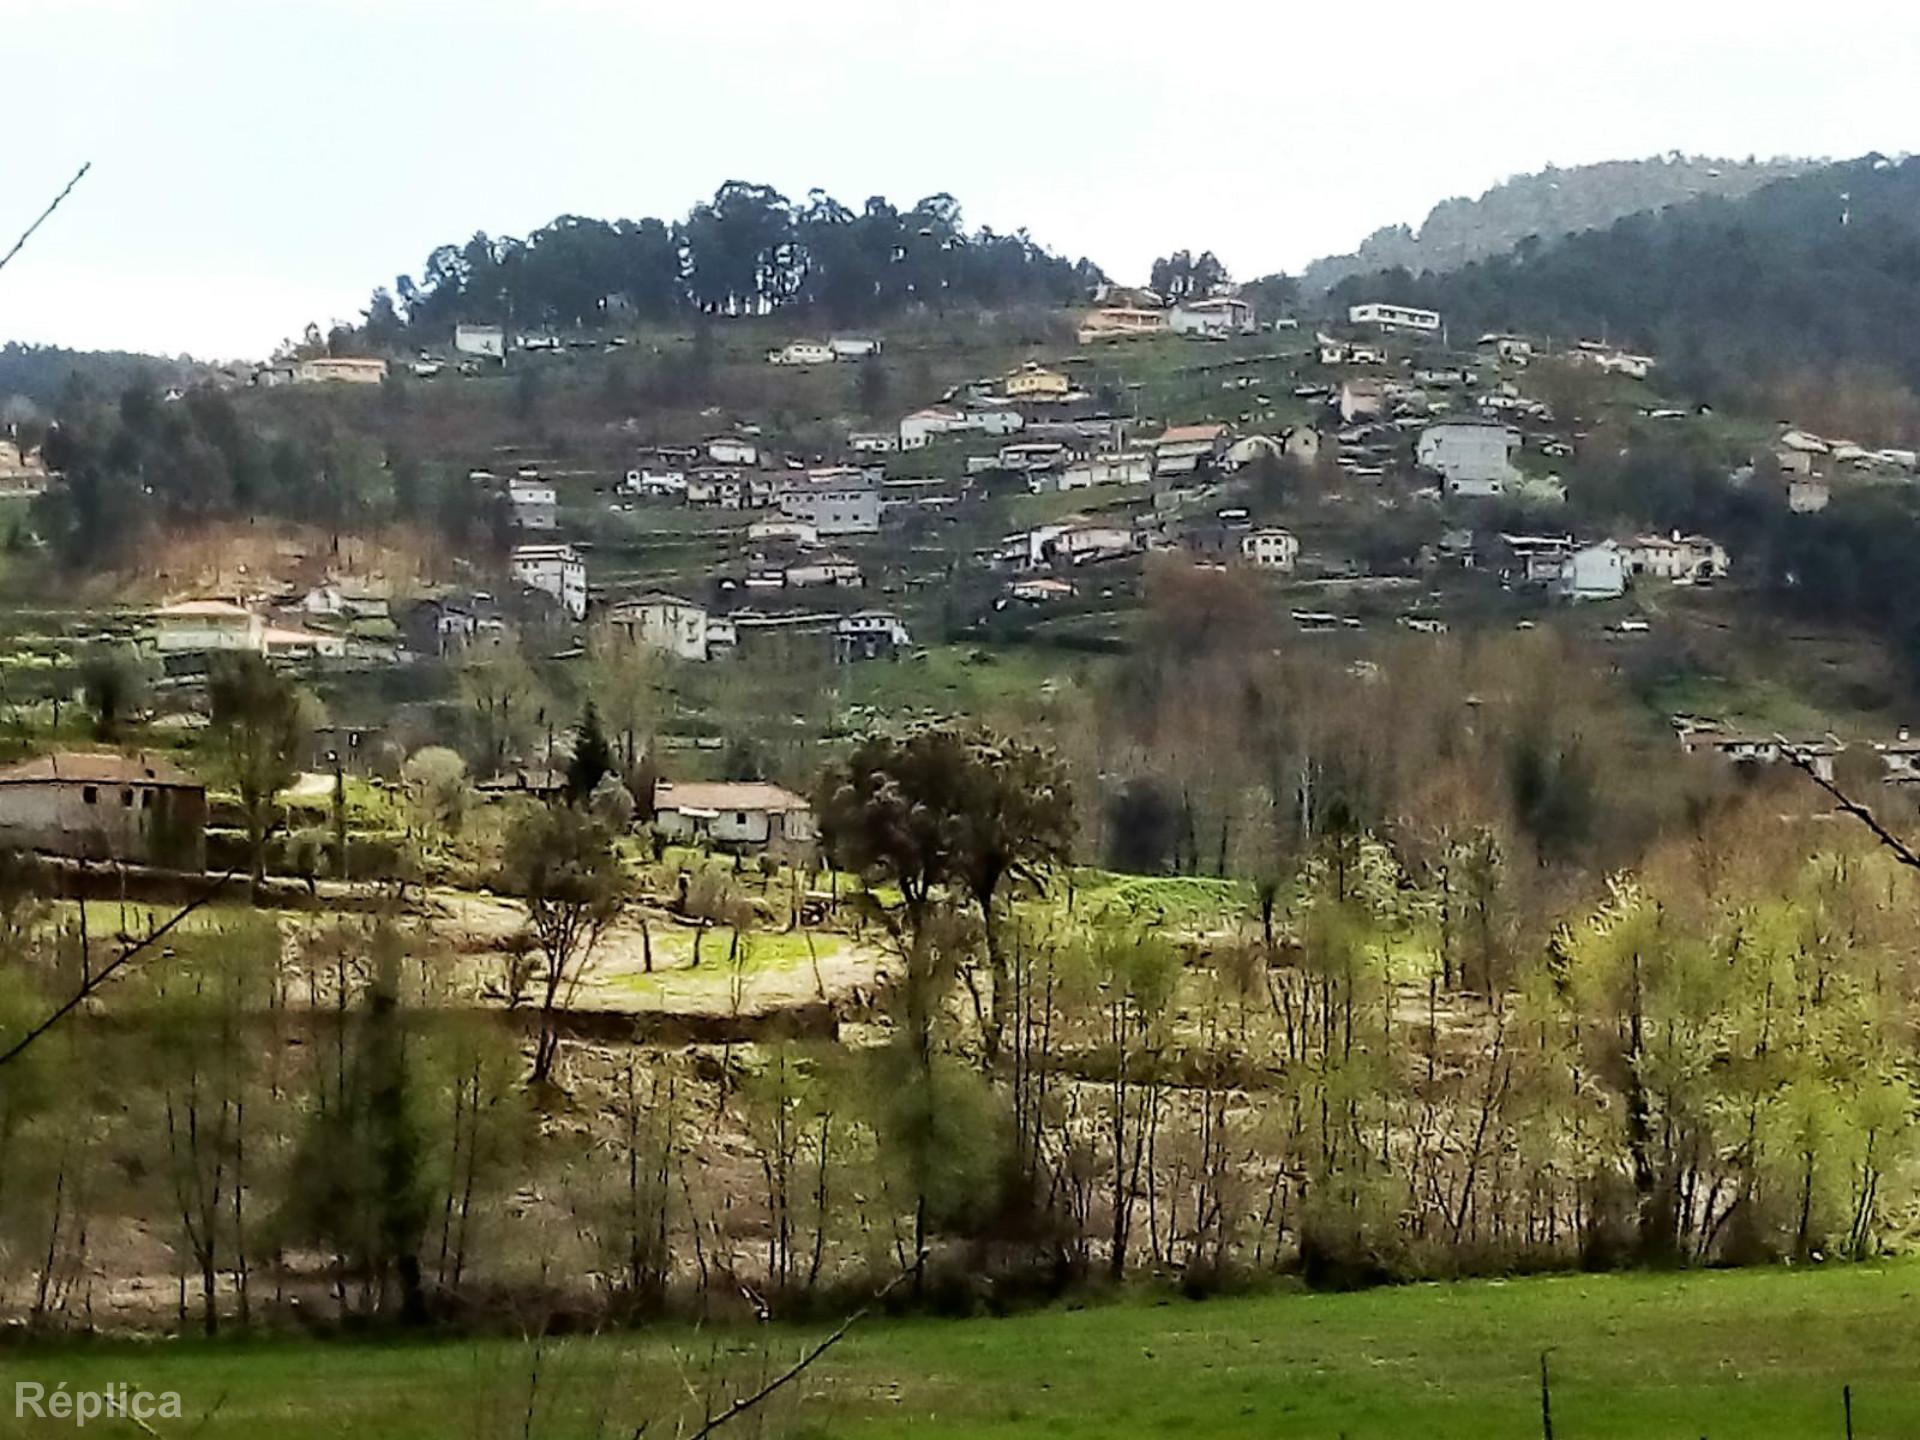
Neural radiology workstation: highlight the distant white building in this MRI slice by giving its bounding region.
[295,356,388,385]
[510,543,588,620]
[1622,533,1729,582]
[706,437,759,466]
[1240,527,1299,571]
[1338,378,1387,424]
[784,555,864,588]
[1060,453,1152,490]
[776,477,881,536]
[1418,420,1520,496]
[1557,542,1626,601]
[152,599,265,654]
[454,324,506,361]
[847,431,899,453]
[1348,302,1441,334]
[899,406,964,449]
[1788,477,1831,513]
[768,341,834,366]
[1169,296,1254,338]
[508,476,557,530]
[608,592,712,661]
[830,337,881,360]
[1153,423,1228,476]
[652,780,816,851]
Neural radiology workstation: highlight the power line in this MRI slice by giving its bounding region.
[0,161,91,279]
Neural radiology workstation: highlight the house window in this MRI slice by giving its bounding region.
[735,811,748,825]
[121,788,134,807]
[82,786,97,805]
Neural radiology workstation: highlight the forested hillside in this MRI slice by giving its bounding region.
[363,182,1102,342]
[1332,156,1920,395]
[1304,154,1811,292]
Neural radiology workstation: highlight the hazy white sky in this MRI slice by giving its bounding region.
[2,0,1917,360]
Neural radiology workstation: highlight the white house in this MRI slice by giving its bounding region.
[608,593,711,661]
[1622,533,1729,582]
[847,431,899,453]
[1557,542,1626,601]
[624,467,686,497]
[706,437,759,466]
[899,406,964,449]
[1788,478,1831,513]
[768,341,834,366]
[1169,296,1255,338]
[1418,420,1520,496]
[1076,306,1168,344]
[454,324,505,361]
[294,356,388,385]
[510,543,588,620]
[1009,577,1075,602]
[747,517,818,545]
[508,476,558,530]
[1348,302,1441,334]
[1477,333,1533,364]
[1338,378,1387,424]
[829,337,881,360]
[1152,423,1228,476]
[1240,527,1299,571]
[784,555,864,588]
[153,599,265,654]
[777,477,881,536]
[1061,453,1152,490]
[653,780,816,851]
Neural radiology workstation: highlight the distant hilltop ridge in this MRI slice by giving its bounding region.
[1303,154,1815,293]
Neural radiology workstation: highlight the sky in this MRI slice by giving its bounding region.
[2,0,1918,361]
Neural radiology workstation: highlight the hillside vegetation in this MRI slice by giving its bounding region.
[1334,155,1920,400]
[1303,153,1811,292]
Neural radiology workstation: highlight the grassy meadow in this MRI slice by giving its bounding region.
[7,1262,1917,1438]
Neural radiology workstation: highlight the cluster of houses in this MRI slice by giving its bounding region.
[0,743,827,875]
[1075,289,1261,345]
[1757,426,1920,516]
[604,592,911,665]
[1478,531,1729,601]
[766,337,882,366]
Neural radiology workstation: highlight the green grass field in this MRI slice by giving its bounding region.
[8,1263,1919,1438]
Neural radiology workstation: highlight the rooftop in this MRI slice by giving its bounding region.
[0,750,202,790]
[654,780,810,814]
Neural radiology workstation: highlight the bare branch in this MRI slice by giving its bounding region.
[1777,738,1920,873]
[0,162,91,278]
[0,865,241,1071]
[672,1262,919,1440]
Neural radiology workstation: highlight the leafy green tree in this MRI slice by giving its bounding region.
[565,702,614,805]
[816,726,1073,1060]
[208,653,310,900]
[501,804,626,1085]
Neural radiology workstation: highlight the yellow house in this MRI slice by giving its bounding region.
[1005,362,1070,399]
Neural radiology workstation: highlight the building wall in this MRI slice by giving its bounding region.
[154,616,263,653]
[0,782,206,868]
[1419,425,1518,484]
[778,486,881,535]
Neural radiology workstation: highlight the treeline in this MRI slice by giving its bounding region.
[31,381,505,566]
[1,718,1913,1340]
[1332,156,1920,396]
[366,183,1103,341]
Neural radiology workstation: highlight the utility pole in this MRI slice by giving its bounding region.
[330,746,347,884]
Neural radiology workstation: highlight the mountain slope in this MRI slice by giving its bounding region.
[1331,156,1920,396]
[1303,155,1813,293]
